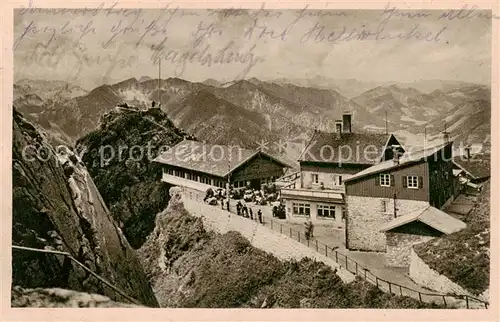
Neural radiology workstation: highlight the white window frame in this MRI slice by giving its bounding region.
[292,202,311,216]
[311,173,319,184]
[407,176,419,189]
[380,174,391,187]
[317,204,336,219]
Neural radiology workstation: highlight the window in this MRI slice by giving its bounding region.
[338,175,342,185]
[317,204,336,219]
[311,173,319,184]
[292,202,311,216]
[407,176,419,189]
[380,174,391,187]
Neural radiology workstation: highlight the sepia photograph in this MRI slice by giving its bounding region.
[8,3,493,311]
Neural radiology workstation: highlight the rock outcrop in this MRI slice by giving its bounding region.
[76,107,190,248]
[12,109,159,307]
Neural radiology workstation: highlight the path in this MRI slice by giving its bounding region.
[179,187,487,308]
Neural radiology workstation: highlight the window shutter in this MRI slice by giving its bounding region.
[375,175,380,186]
[390,174,395,187]
[402,176,407,188]
[418,176,423,189]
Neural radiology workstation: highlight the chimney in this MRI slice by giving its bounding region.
[443,132,450,143]
[392,145,401,165]
[335,120,343,139]
[342,113,352,134]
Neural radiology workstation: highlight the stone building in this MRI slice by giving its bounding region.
[281,112,404,226]
[379,206,466,267]
[344,141,458,252]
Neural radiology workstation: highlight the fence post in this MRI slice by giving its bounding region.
[388,282,392,294]
[316,240,318,251]
[280,224,282,234]
[335,251,338,263]
[442,295,447,308]
[355,261,358,274]
[325,245,328,257]
[290,227,292,237]
[418,292,422,302]
[400,285,402,296]
[298,231,300,242]
[364,268,367,280]
[375,277,379,287]
[465,295,469,309]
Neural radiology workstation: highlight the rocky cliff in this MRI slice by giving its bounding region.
[12,109,159,307]
[76,107,190,248]
[11,286,143,308]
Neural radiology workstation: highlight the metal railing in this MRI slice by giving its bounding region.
[183,190,489,309]
[11,245,143,306]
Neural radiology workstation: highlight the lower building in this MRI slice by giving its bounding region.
[280,187,345,226]
[379,206,466,267]
[153,139,293,193]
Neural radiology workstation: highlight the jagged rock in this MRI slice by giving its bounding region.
[11,286,143,308]
[76,107,187,248]
[12,109,159,307]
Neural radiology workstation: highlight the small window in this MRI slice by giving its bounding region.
[338,175,342,185]
[381,200,388,213]
[380,174,391,187]
[311,173,319,184]
[407,176,419,189]
[292,202,311,216]
[317,204,336,219]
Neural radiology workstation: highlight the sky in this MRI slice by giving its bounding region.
[13,7,492,90]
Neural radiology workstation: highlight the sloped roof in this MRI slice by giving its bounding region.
[344,142,452,183]
[452,154,491,179]
[379,206,466,235]
[298,131,392,164]
[153,139,291,178]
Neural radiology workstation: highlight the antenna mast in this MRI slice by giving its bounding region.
[385,110,388,135]
[158,59,161,107]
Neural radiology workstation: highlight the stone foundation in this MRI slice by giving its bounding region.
[346,195,428,252]
[385,233,434,267]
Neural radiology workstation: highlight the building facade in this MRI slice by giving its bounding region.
[344,142,457,252]
[281,112,404,226]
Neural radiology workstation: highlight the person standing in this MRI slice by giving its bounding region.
[258,209,263,224]
[248,208,253,219]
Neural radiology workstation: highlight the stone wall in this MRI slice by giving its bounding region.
[409,248,488,305]
[385,233,434,267]
[346,195,428,251]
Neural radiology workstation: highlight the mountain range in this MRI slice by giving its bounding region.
[13,77,491,162]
